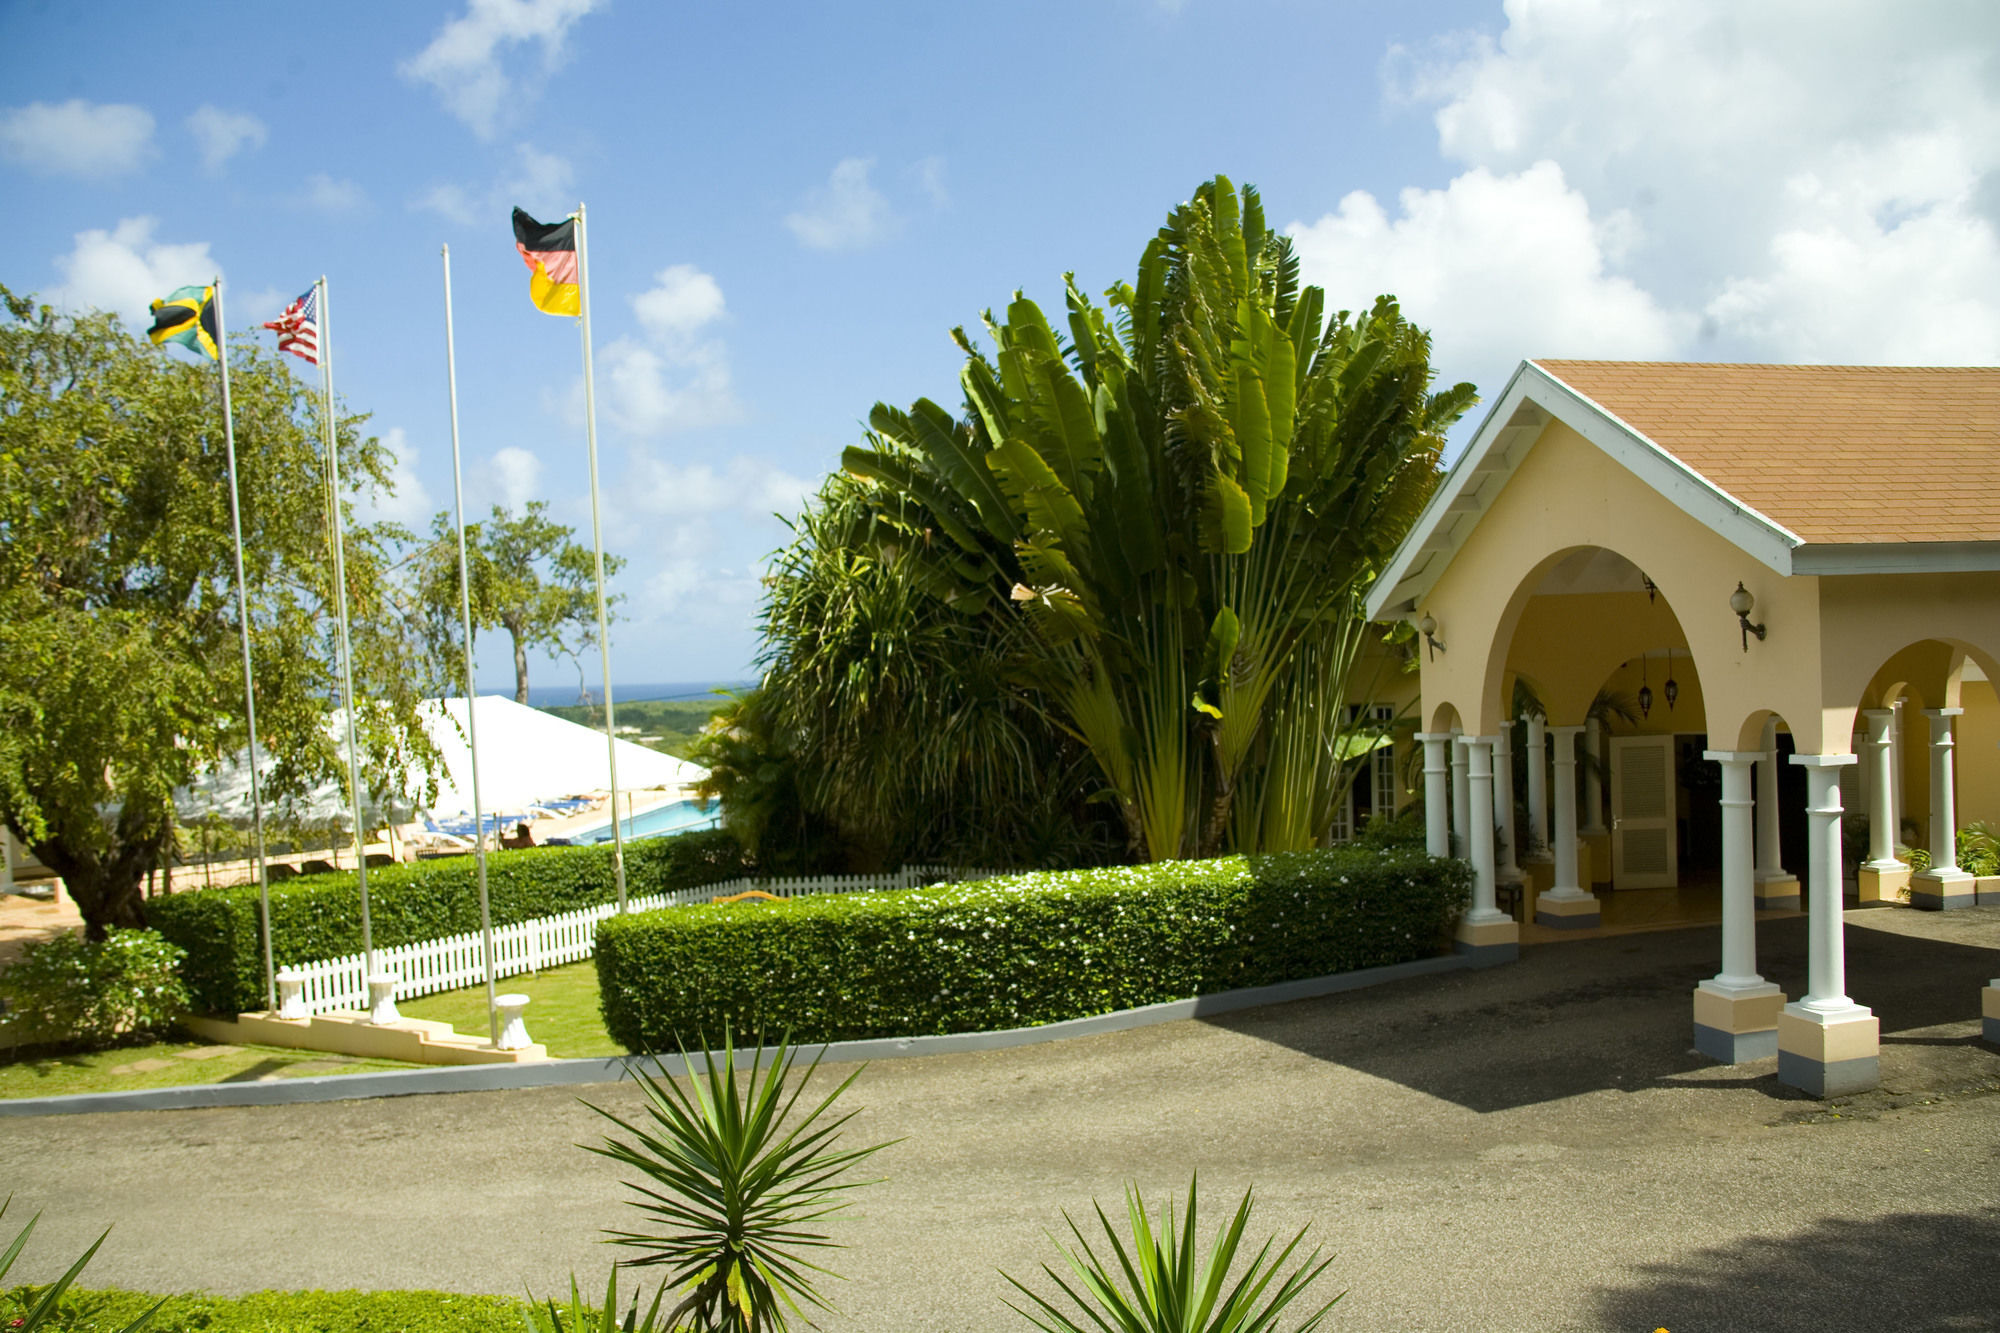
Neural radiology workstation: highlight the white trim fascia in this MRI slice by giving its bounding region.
[1364,362,1539,621]
[1364,361,1807,621]
[1789,541,2000,575]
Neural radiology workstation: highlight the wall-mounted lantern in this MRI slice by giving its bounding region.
[1730,582,1767,650]
[1417,611,1446,661]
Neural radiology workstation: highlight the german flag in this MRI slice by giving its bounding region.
[513,207,580,316]
[147,285,219,360]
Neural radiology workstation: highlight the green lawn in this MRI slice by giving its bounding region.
[0,1037,418,1101]
[398,957,624,1057]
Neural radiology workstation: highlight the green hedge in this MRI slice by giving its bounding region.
[151,829,749,1014]
[0,1286,537,1331]
[595,846,1471,1052]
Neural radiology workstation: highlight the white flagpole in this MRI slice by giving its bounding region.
[442,245,499,1044]
[212,277,277,1012]
[573,202,627,911]
[315,277,375,978]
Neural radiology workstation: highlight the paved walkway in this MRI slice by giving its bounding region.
[5,907,1998,1332]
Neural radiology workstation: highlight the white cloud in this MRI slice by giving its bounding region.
[359,428,434,526]
[415,142,573,225]
[304,173,368,212]
[186,106,266,173]
[785,157,896,251]
[1370,0,2000,370]
[593,264,739,437]
[909,156,949,209]
[0,100,154,178]
[624,456,813,521]
[1288,161,1683,387]
[401,0,601,139]
[48,216,217,330]
[490,446,545,512]
[632,265,725,342]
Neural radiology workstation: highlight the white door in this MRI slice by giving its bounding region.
[1611,735,1678,889]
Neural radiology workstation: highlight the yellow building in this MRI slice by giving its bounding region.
[1364,360,2000,1098]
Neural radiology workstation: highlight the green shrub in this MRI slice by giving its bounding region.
[0,930,190,1051]
[151,828,750,1014]
[1958,822,1998,878]
[595,847,1470,1052]
[0,1287,536,1332]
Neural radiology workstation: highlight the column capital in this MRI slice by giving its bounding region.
[1789,752,1857,767]
[1414,731,1455,742]
[1862,707,1896,720]
[1923,707,1965,718]
[1703,749,1761,765]
[1549,723,1586,738]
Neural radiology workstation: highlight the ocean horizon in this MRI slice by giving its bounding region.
[489,680,756,709]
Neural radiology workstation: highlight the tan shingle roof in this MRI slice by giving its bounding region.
[1532,361,2000,545]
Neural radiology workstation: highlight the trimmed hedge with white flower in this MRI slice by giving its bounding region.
[593,847,1471,1051]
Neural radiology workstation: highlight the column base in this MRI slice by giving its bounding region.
[1523,856,1554,898]
[1580,831,1611,887]
[1979,875,2000,906]
[1454,915,1520,968]
[1753,873,1800,913]
[1910,868,1976,911]
[1777,1003,1879,1096]
[1692,981,1784,1065]
[1984,984,2000,1047]
[1855,863,1909,906]
[1534,889,1601,929]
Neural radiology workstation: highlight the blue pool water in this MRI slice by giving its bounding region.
[571,799,721,844]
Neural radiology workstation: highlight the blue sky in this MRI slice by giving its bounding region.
[7,1,1998,695]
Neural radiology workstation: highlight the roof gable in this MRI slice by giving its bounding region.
[1366,361,2000,621]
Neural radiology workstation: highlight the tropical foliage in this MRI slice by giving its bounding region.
[582,1034,891,1332]
[738,176,1471,866]
[412,501,622,705]
[1003,1177,1341,1333]
[0,286,444,937]
[0,929,189,1050]
[1,1197,161,1332]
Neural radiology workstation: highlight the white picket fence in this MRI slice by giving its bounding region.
[280,864,991,1016]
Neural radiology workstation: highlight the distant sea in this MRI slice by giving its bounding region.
[501,680,756,709]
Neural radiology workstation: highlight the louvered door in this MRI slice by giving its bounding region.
[1611,735,1678,889]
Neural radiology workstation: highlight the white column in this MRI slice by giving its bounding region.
[1861,709,1902,869]
[1463,737,1503,924]
[1792,756,1861,1012]
[1582,716,1607,835]
[1449,729,1470,859]
[1925,709,1964,873]
[1494,726,1522,884]
[1523,713,1549,859]
[1706,752,1765,988]
[1546,726,1586,898]
[1755,717,1790,880]
[1417,733,1452,858]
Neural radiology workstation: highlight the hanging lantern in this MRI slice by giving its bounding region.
[1664,646,1680,711]
[1638,654,1653,719]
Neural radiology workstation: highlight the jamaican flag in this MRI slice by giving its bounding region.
[148,285,220,360]
[512,207,580,316]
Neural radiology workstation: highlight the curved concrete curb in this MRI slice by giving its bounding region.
[0,953,1467,1118]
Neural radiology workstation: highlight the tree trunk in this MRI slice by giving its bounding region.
[508,620,530,704]
[22,800,173,941]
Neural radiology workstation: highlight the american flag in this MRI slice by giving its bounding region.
[261,286,320,365]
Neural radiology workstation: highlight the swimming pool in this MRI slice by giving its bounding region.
[569,798,721,844]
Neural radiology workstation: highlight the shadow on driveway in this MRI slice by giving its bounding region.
[1203,910,1999,1114]
[1593,1207,2000,1333]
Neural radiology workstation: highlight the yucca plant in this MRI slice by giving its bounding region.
[0,1197,161,1332]
[522,1268,670,1333]
[1003,1177,1342,1333]
[582,1034,891,1332]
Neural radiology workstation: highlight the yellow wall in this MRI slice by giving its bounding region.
[1956,677,2000,831]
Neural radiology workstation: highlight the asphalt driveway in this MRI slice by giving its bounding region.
[6,906,1998,1332]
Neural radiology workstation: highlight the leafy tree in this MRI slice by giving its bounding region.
[0,287,442,938]
[415,500,622,704]
[691,475,1113,872]
[839,177,1473,860]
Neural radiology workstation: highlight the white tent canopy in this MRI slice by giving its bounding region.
[177,695,708,825]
